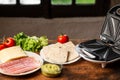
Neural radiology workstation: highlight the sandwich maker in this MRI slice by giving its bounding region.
[76,4,120,68]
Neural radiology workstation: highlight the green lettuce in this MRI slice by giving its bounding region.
[14,32,48,52]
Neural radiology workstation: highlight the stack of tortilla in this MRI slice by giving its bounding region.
[40,41,80,64]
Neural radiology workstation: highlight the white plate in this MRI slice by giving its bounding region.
[40,48,81,65]
[0,51,43,76]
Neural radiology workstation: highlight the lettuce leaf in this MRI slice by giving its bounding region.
[14,32,48,52]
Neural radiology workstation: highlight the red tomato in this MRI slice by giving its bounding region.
[4,37,15,47]
[57,34,69,43]
[0,44,5,50]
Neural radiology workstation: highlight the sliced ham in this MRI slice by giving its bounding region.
[0,57,40,74]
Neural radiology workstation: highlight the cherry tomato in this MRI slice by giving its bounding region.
[4,37,15,47]
[57,34,69,44]
[0,44,5,50]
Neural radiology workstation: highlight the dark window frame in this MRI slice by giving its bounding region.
[0,0,44,17]
[50,0,111,17]
[0,0,110,17]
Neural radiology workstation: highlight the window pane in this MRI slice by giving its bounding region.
[51,0,72,5]
[20,0,41,5]
[0,0,16,5]
[76,0,96,5]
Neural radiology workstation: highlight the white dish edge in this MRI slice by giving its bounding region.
[0,51,43,76]
[40,48,81,65]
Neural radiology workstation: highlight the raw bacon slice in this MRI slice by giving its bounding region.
[0,57,40,74]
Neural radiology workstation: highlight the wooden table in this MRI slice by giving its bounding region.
[0,39,120,80]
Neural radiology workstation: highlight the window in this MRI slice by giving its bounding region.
[51,0,96,5]
[76,0,96,5]
[51,0,72,5]
[0,0,16,5]
[0,0,110,17]
[50,0,110,17]
[20,0,41,5]
[0,0,43,17]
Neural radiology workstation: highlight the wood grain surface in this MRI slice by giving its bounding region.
[0,39,120,80]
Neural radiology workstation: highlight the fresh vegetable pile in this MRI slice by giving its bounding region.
[14,32,48,52]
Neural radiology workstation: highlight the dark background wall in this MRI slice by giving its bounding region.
[0,0,120,40]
